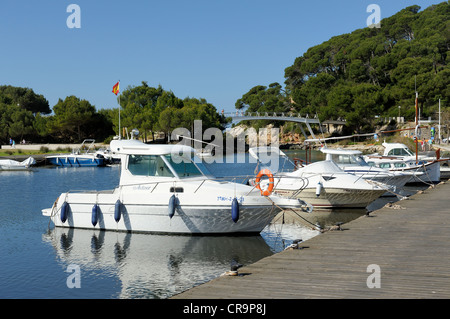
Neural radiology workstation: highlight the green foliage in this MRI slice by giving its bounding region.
[0,81,223,144]
[119,82,225,140]
[48,96,96,142]
[0,103,35,142]
[236,83,289,112]
[243,2,449,133]
[0,85,51,143]
[0,85,50,114]
[45,96,114,143]
[119,82,164,137]
[235,82,290,128]
[39,146,49,153]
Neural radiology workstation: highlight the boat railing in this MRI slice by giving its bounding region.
[74,139,97,154]
[62,174,263,197]
[60,168,389,203]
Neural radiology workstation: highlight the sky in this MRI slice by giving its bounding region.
[0,0,444,114]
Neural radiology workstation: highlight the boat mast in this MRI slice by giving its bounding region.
[415,91,418,164]
[438,99,441,144]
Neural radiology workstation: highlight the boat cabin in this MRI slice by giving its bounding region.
[127,153,205,178]
[382,143,414,157]
[110,139,211,185]
[320,148,369,167]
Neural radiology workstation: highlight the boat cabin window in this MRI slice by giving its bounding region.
[394,163,406,168]
[127,155,174,177]
[164,154,204,178]
[387,148,413,156]
[379,163,391,168]
[331,154,368,166]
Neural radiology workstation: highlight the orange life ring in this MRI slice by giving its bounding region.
[255,169,274,196]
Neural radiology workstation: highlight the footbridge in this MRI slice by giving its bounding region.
[223,111,346,139]
[224,111,346,126]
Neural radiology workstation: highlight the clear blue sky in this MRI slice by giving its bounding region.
[0,0,443,113]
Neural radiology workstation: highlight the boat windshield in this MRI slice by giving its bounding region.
[330,154,369,166]
[128,155,174,177]
[127,154,205,178]
[164,154,205,178]
[387,147,414,156]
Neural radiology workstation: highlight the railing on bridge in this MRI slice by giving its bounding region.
[221,111,346,125]
[224,111,318,118]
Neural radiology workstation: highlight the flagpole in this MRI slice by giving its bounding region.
[118,80,121,140]
[112,80,121,139]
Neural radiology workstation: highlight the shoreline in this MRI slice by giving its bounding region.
[2,141,450,160]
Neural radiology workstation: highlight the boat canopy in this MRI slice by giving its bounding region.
[320,147,362,156]
[111,139,211,180]
[127,153,205,178]
[296,160,344,174]
[382,143,414,157]
[320,148,368,166]
[110,139,195,156]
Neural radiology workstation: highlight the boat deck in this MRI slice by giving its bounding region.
[172,181,450,299]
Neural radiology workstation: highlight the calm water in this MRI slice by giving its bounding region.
[0,151,422,299]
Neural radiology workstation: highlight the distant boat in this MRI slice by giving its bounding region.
[364,91,450,183]
[94,147,121,165]
[46,139,105,167]
[248,147,386,209]
[0,156,36,171]
[253,160,387,209]
[320,147,415,192]
[363,142,443,183]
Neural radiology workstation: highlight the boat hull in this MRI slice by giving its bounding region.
[391,161,441,184]
[47,156,105,167]
[43,191,288,234]
[0,157,36,171]
[274,187,386,209]
[364,154,442,184]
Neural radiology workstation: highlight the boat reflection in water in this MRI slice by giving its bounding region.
[42,227,274,299]
[283,209,369,230]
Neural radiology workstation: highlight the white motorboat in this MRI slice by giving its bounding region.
[95,147,121,164]
[46,139,106,167]
[42,139,309,234]
[320,147,415,192]
[363,142,443,183]
[419,148,450,179]
[0,156,36,171]
[251,158,387,209]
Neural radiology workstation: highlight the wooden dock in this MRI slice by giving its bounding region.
[172,181,450,299]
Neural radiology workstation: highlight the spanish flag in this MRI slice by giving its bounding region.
[112,81,120,95]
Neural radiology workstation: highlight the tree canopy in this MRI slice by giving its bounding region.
[0,85,50,114]
[0,81,225,144]
[235,82,290,128]
[0,85,51,143]
[118,82,226,141]
[0,88,114,144]
[47,96,114,142]
[0,77,229,144]
[240,2,449,133]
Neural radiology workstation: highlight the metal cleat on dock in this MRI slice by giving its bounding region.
[284,239,304,250]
